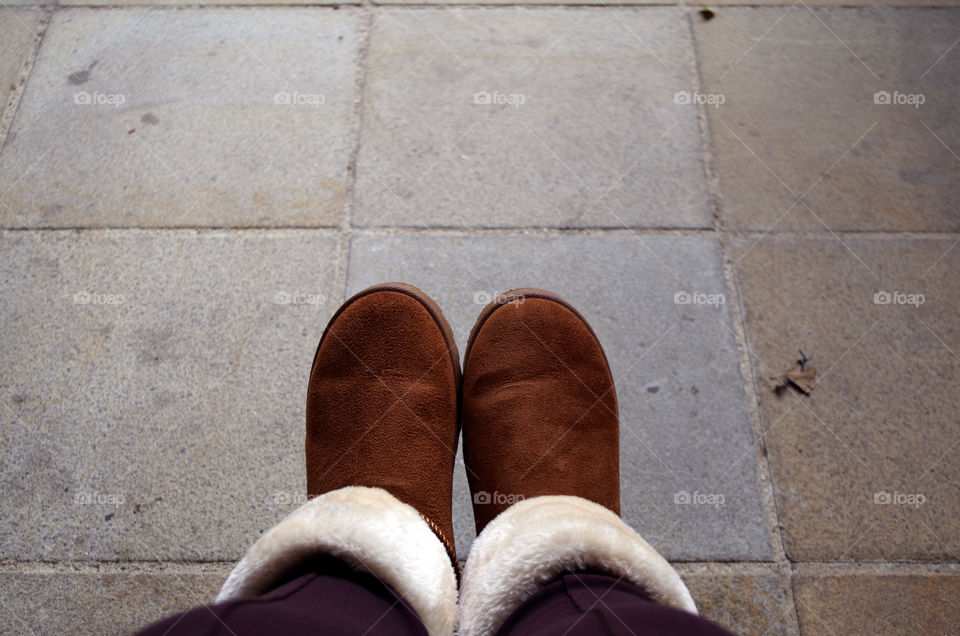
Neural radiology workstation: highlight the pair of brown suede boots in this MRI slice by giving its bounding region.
[216,284,696,636]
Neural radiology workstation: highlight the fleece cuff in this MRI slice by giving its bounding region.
[458,495,696,636]
[217,486,457,636]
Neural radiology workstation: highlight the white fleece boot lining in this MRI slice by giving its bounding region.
[216,486,457,636]
[459,495,697,636]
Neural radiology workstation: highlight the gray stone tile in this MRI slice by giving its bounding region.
[0,10,42,112]
[64,0,354,5]
[347,233,773,561]
[0,9,359,228]
[690,0,960,5]
[732,237,960,561]
[694,8,960,231]
[375,0,669,4]
[0,230,342,560]
[353,9,710,229]
[0,566,228,634]
[687,0,958,7]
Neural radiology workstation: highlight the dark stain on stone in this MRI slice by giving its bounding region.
[898,169,932,185]
[140,112,159,125]
[104,513,115,521]
[68,60,98,85]
[153,390,175,409]
[136,326,177,364]
[28,255,59,271]
[133,496,162,516]
[647,385,660,394]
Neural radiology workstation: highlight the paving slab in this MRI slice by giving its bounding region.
[0,10,42,114]
[374,0,668,4]
[732,237,960,560]
[353,8,711,229]
[793,570,960,634]
[0,9,359,228]
[677,564,795,635]
[0,566,228,634]
[0,0,53,6]
[64,0,355,5]
[0,230,342,560]
[690,0,960,5]
[347,233,773,561]
[694,8,960,231]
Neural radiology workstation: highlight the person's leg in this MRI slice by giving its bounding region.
[459,289,709,635]
[134,283,461,636]
[497,572,733,636]
[137,556,428,636]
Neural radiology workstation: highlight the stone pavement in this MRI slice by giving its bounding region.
[0,0,957,634]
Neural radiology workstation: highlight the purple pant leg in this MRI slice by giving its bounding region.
[135,557,429,636]
[497,572,735,636]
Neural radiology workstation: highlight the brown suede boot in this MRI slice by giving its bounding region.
[458,289,696,636]
[306,282,461,570]
[217,283,460,635]
[462,288,620,533]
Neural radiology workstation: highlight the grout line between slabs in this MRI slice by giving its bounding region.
[337,2,375,297]
[682,3,801,633]
[1,226,957,237]
[3,559,957,574]
[48,3,681,9]
[35,2,960,8]
[0,5,51,156]
[791,561,960,575]
[722,242,803,633]
[333,4,373,303]
[0,561,238,574]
